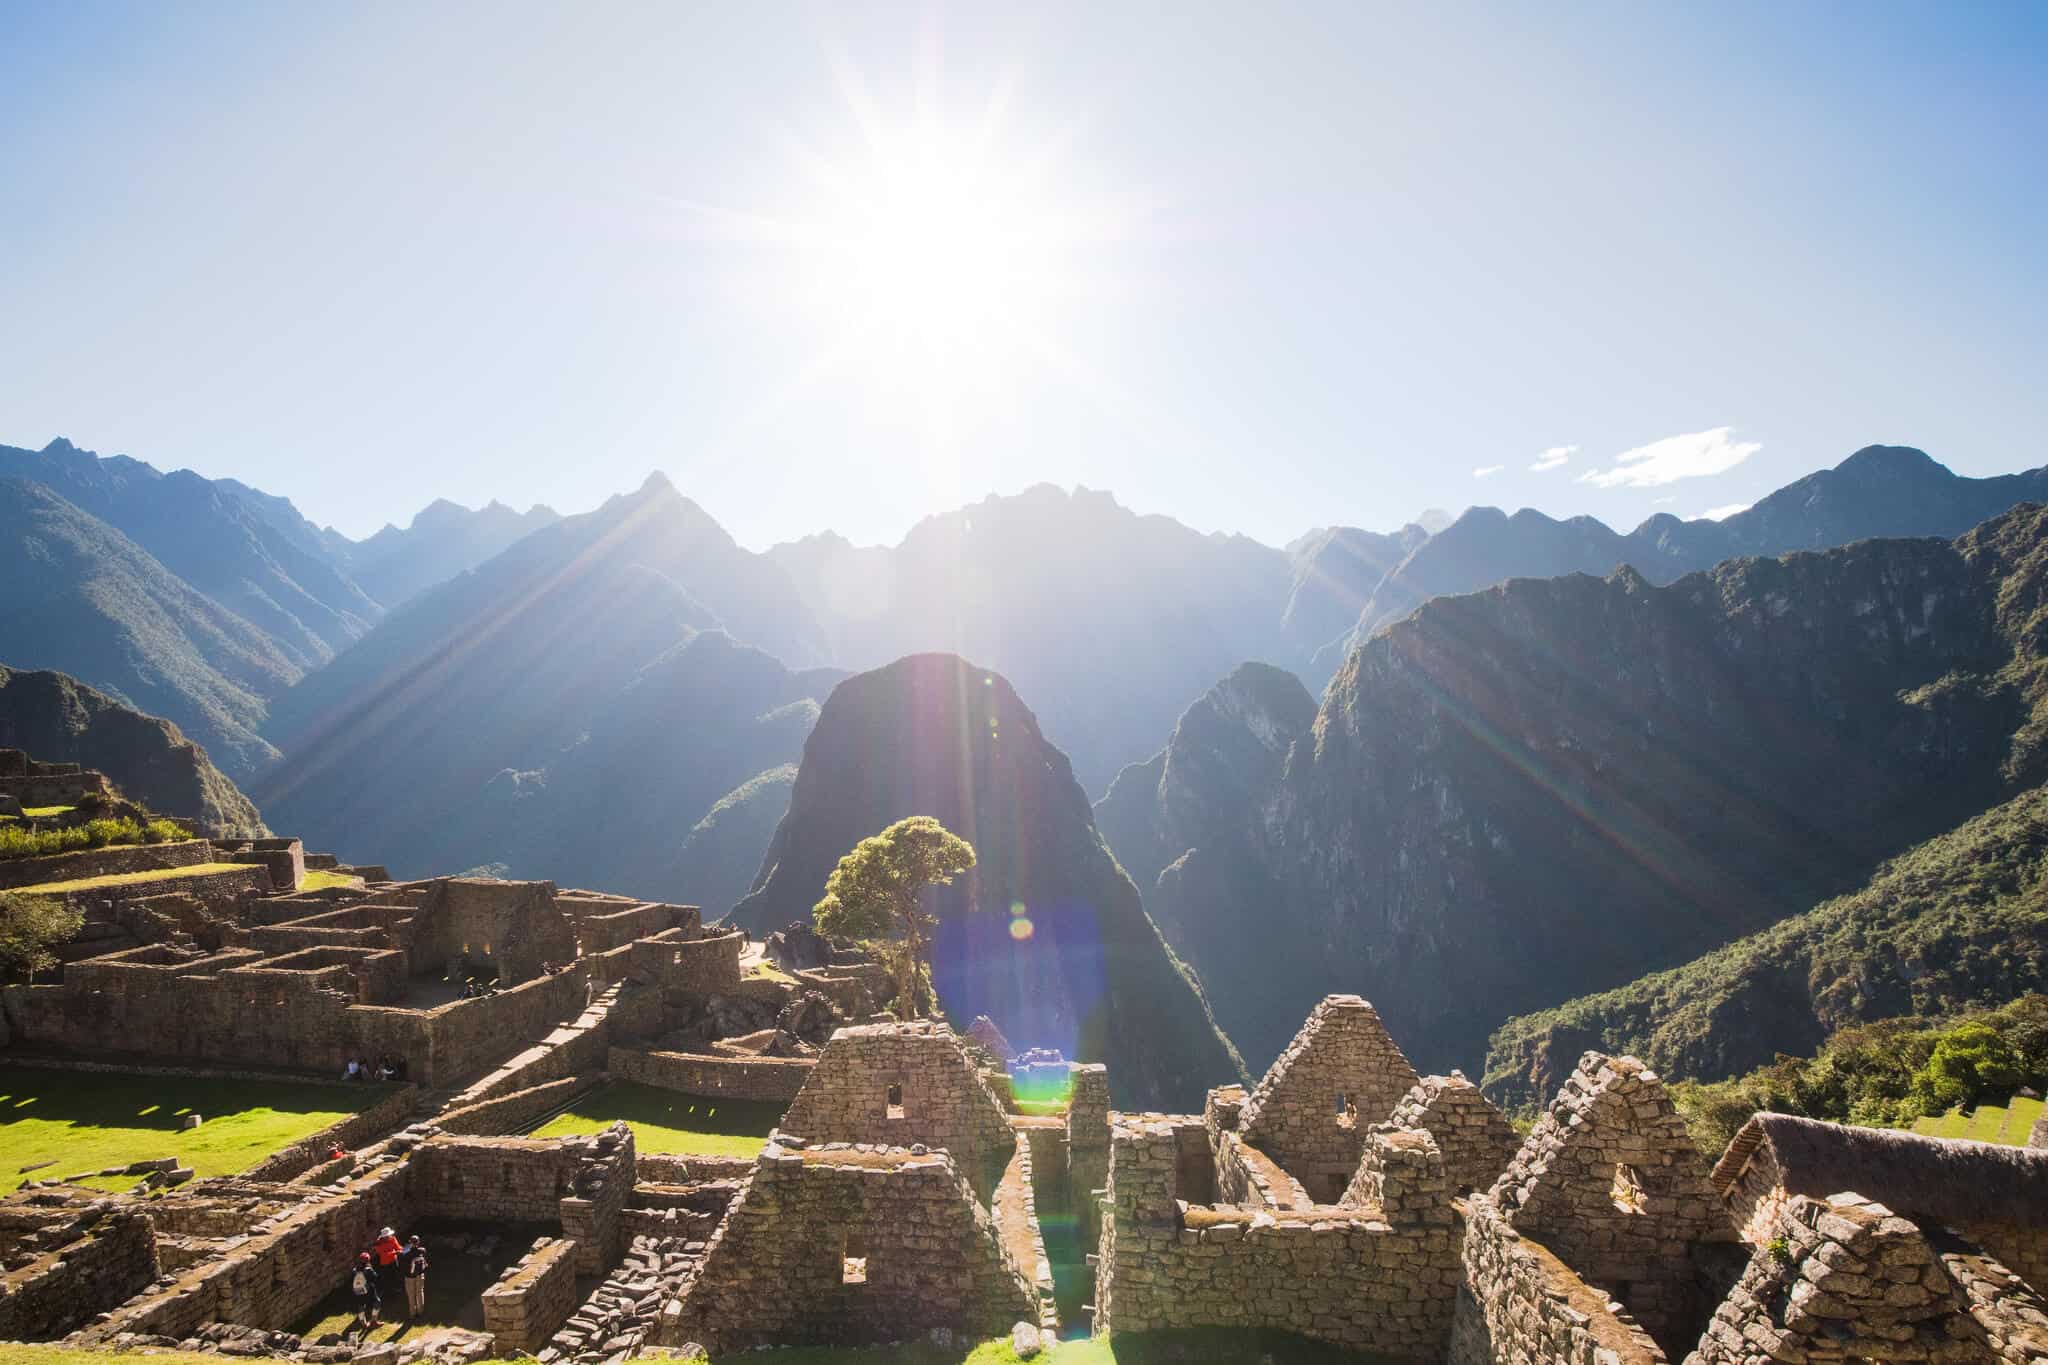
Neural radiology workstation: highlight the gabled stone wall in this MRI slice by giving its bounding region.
[1238,994,1422,1202]
[1389,1072,1521,1198]
[1488,1053,1736,1355]
[1451,1192,1669,1365]
[778,1022,1014,1180]
[662,1141,1035,1353]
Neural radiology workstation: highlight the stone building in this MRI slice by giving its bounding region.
[1236,993,1424,1202]
[1481,1053,1739,1353]
[1389,1070,1523,1198]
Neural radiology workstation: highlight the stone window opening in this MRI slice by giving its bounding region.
[886,1084,905,1120]
[1611,1162,1646,1214]
[1334,1092,1357,1129]
[842,1231,868,1285]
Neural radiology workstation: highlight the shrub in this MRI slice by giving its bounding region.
[142,819,186,843]
[0,892,84,981]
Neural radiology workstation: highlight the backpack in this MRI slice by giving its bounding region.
[352,1269,369,1296]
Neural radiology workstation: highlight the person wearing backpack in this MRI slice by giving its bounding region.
[401,1235,428,1319]
[351,1251,381,1331]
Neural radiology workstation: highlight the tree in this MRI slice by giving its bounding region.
[0,892,83,983]
[814,816,977,1019]
[1913,1021,2024,1111]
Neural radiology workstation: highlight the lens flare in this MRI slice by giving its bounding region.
[1008,916,1034,941]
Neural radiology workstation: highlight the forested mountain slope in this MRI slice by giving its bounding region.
[728,652,1244,1110]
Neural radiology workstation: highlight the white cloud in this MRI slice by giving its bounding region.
[1687,503,1752,522]
[1529,445,1575,472]
[1577,426,1761,489]
[1651,496,1677,505]
[1472,464,1505,479]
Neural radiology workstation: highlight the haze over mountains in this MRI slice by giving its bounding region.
[8,431,2048,1080]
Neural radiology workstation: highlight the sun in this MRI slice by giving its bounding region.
[682,60,1141,447]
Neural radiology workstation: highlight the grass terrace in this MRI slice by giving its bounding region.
[12,861,250,894]
[0,805,78,821]
[1,1064,393,1186]
[301,868,363,891]
[1911,1093,2045,1146]
[528,1080,781,1158]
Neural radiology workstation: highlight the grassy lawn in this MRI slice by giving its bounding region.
[14,861,251,894]
[1,1065,392,1180]
[528,1081,782,1158]
[301,868,361,891]
[23,806,76,818]
[1912,1093,2044,1145]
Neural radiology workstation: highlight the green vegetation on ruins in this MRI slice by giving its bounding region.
[0,1064,389,1182]
[1666,995,2048,1156]
[0,815,190,861]
[528,1080,781,1158]
[299,867,361,891]
[814,814,978,1019]
[0,893,82,982]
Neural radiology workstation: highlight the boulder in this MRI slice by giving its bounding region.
[763,921,831,970]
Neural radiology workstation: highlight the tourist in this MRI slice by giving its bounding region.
[375,1056,395,1082]
[342,1057,362,1082]
[326,1143,347,1162]
[401,1235,428,1319]
[350,1251,381,1331]
[373,1225,403,1298]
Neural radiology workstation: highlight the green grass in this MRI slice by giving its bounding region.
[745,960,796,984]
[0,1064,392,1180]
[301,868,361,891]
[528,1081,782,1158]
[1912,1093,2045,1146]
[23,806,76,818]
[13,861,250,894]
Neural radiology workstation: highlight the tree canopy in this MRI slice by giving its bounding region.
[0,892,83,982]
[814,815,977,1018]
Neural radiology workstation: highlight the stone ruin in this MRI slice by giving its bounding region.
[9,953,2048,1364]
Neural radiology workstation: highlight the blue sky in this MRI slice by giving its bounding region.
[1,1,2043,548]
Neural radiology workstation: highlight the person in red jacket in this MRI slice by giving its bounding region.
[372,1226,403,1299]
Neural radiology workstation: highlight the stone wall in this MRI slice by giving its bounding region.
[663,1141,1036,1353]
[0,1207,158,1342]
[239,1084,420,1182]
[74,1159,421,1342]
[608,1045,813,1103]
[1092,1113,1458,1358]
[436,1077,600,1137]
[215,839,305,895]
[401,878,580,986]
[1686,1191,2045,1364]
[1488,1052,1736,1354]
[1238,994,1423,1203]
[1450,1193,1669,1365]
[1390,1072,1524,1198]
[0,838,213,891]
[778,1022,1015,1180]
[480,1235,581,1354]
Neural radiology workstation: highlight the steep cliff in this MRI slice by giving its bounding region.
[1132,505,2048,1077]
[728,652,1245,1109]
[0,665,267,836]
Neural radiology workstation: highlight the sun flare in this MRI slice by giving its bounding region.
[686,63,1141,445]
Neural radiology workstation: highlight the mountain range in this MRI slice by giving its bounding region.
[1308,445,2048,683]
[1103,502,2048,1077]
[9,430,2048,1092]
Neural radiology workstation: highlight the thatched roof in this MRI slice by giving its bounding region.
[1712,1112,2048,1228]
